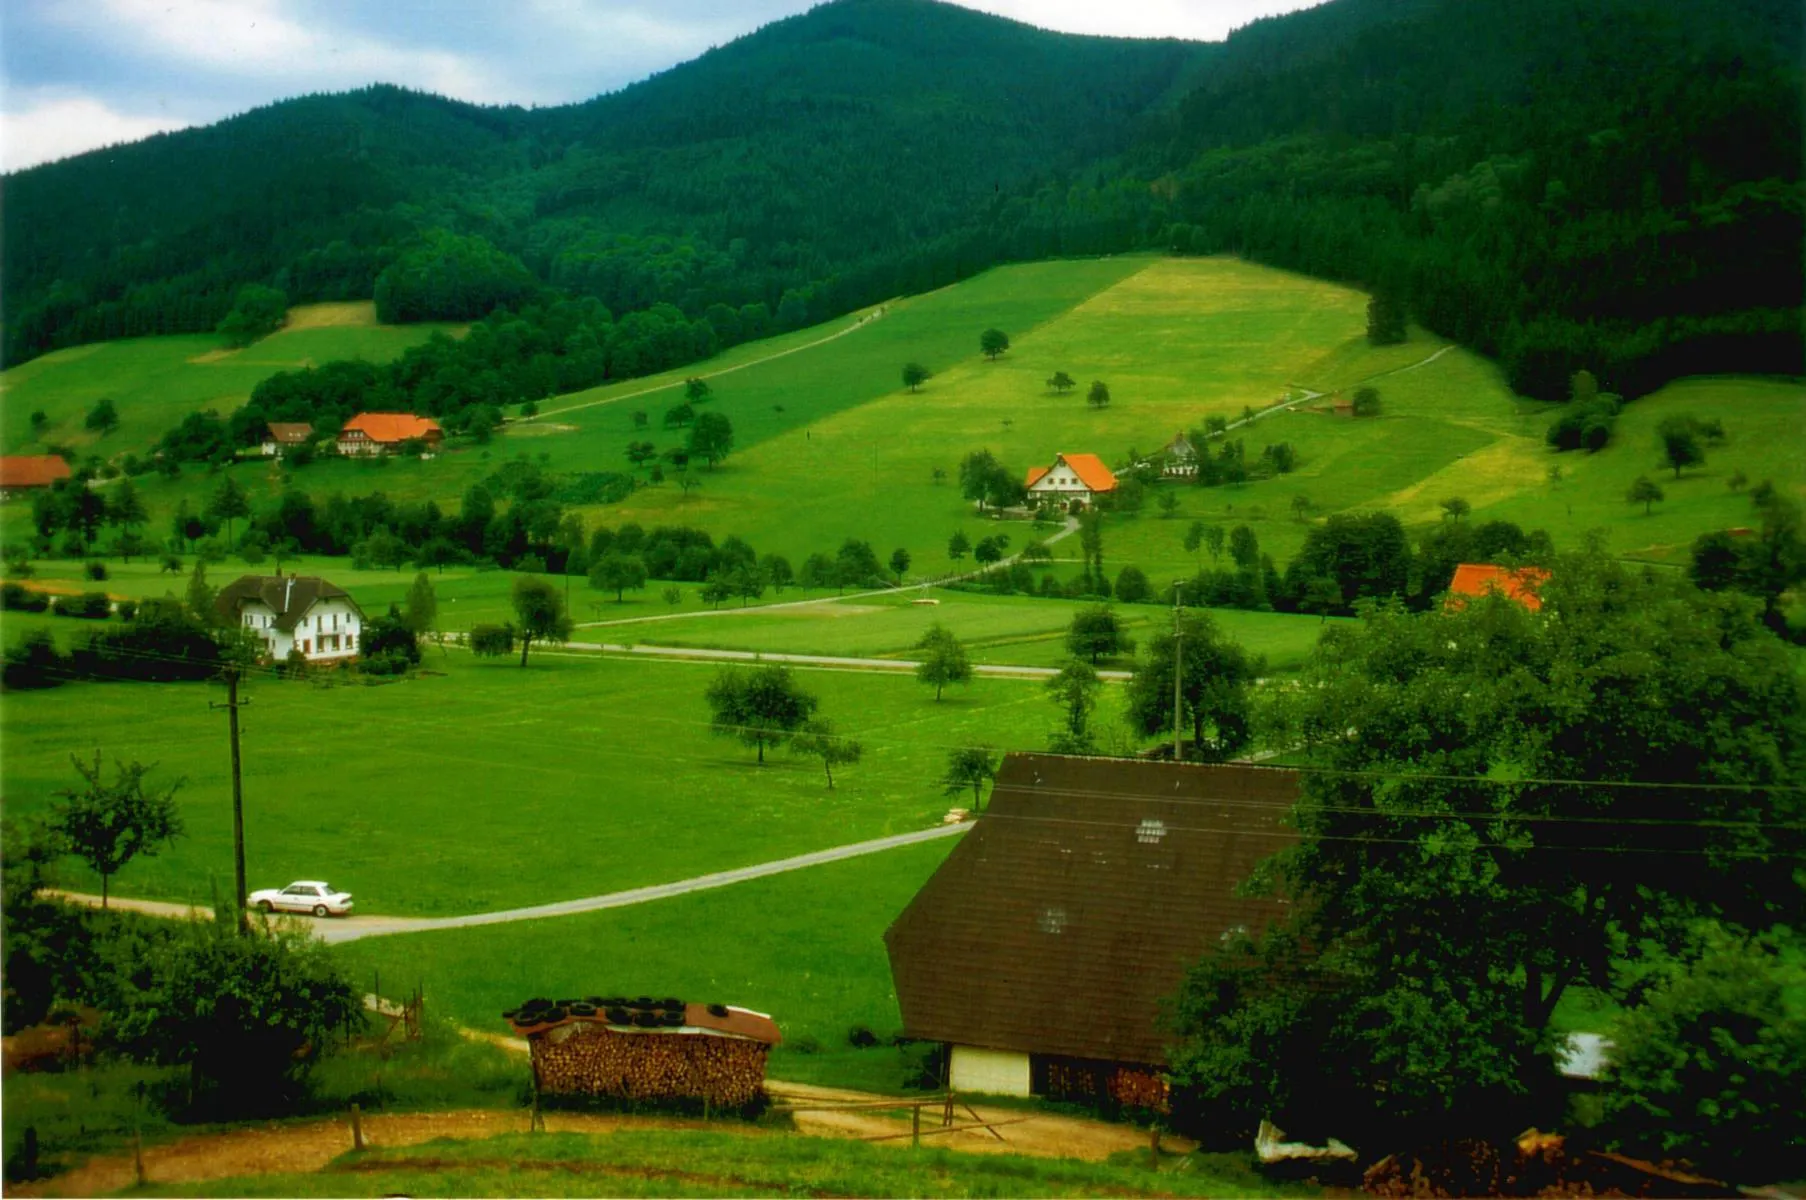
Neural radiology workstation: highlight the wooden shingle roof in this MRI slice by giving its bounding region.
[885,754,1299,1067]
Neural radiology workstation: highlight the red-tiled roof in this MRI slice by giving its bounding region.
[265,422,313,444]
[1447,563,1550,611]
[340,412,442,443]
[886,754,1300,1067]
[1025,453,1117,492]
[0,456,72,489]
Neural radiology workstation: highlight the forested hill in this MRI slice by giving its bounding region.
[0,0,1204,363]
[4,0,1800,402]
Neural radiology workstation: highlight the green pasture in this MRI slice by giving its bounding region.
[0,649,1071,916]
[333,837,957,1094]
[0,304,460,460]
[577,586,1337,675]
[142,1129,1305,1198]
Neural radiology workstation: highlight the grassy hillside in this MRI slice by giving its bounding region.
[0,302,459,459]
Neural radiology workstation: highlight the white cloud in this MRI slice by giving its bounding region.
[41,0,508,103]
[0,92,193,171]
[947,0,1324,41]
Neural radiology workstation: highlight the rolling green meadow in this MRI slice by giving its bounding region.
[2,252,1800,1111]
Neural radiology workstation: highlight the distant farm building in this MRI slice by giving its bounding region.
[1160,432,1198,478]
[885,753,1299,1106]
[216,574,365,663]
[505,996,781,1107]
[0,455,72,497]
[1446,563,1550,612]
[337,412,443,456]
[261,422,313,457]
[1025,453,1117,508]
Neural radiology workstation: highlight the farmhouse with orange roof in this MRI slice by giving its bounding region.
[337,412,444,457]
[1025,453,1116,509]
[1446,563,1550,611]
[0,455,72,498]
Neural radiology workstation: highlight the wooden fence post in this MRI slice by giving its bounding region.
[351,1103,364,1151]
[133,1127,145,1186]
[1148,1124,1160,1171]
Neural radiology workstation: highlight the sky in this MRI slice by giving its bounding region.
[0,0,1323,172]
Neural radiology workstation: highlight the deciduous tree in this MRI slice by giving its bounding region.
[915,623,971,700]
[1046,658,1101,754]
[52,752,184,908]
[706,664,818,764]
[902,363,930,392]
[589,554,648,602]
[792,719,863,789]
[1125,611,1258,760]
[1087,380,1111,409]
[1066,604,1133,663]
[688,411,734,468]
[510,575,572,666]
[1628,474,1664,514]
[1047,371,1075,393]
[941,746,998,811]
[980,328,1010,360]
[403,571,437,636]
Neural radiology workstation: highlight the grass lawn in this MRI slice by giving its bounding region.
[332,837,959,1094]
[0,648,1065,916]
[140,1129,1310,1198]
[578,587,1338,675]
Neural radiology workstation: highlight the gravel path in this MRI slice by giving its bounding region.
[541,640,1132,681]
[49,823,972,945]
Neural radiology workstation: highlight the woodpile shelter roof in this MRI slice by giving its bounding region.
[885,754,1299,1067]
[503,995,780,1045]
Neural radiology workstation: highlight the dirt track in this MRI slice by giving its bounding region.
[14,1083,1191,1196]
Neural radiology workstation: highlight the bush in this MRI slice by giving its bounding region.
[71,597,220,682]
[115,599,137,622]
[51,592,112,619]
[1598,931,1806,1182]
[108,917,360,1115]
[469,624,515,657]
[847,1024,879,1049]
[83,561,108,581]
[2,582,49,612]
[3,629,67,690]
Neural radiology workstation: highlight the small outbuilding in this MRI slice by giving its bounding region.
[505,995,781,1108]
[260,422,314,457]
[885,753,1300,1107]
[1025,453,1117,508]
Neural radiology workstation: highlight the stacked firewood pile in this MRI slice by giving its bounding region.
[1106,1065,1170,1110]
[503,995,774,1107]
[1361,1131,1729,1198]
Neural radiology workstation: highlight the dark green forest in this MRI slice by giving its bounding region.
[4,0,1800,401]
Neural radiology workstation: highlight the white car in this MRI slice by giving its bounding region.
[248,880,354,917]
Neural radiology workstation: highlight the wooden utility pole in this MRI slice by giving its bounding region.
[210,664,250,932]
[1171,583,1185,761]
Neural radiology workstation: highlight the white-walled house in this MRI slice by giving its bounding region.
[215,574,365,663]
[260,422,314,457]
[1024,452,1117,508]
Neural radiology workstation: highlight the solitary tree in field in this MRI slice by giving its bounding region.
[706,664,818,764]
[1157,490,1180,519]
[980,328,1010,361]
[1351,387,1382,417]
[589,554,648,602]
[1087,380,1111,410]
[902,363,930,393]
[792,719,863,789]
[1440,496,1471,522]
[52,752,184,908]
[948,530,971,561]
[1627,475,1665,515]
[626,440,657,468]
[1205,524,1226,563]
[685,377,712,404]
[661,585,682,611]
[1658,415,1707,478]
[510,575,572,666]
[1183,520,1205,566]
[1291,494,1314,522]
[941,746,999,811]
[915,623,972,701]
[1067,605,1134,664]
[889,547,911,581]
[1047,371,1075,394]
[688,412,734,468]
[85,397,120,435]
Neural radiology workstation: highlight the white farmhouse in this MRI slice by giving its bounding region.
[215,574,365,663]
[1024,452,1117,509]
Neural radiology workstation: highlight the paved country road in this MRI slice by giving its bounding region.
[49,822,970,945]
[542,640,1133,681]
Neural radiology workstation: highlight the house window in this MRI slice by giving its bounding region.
[1137,819,1167,845]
